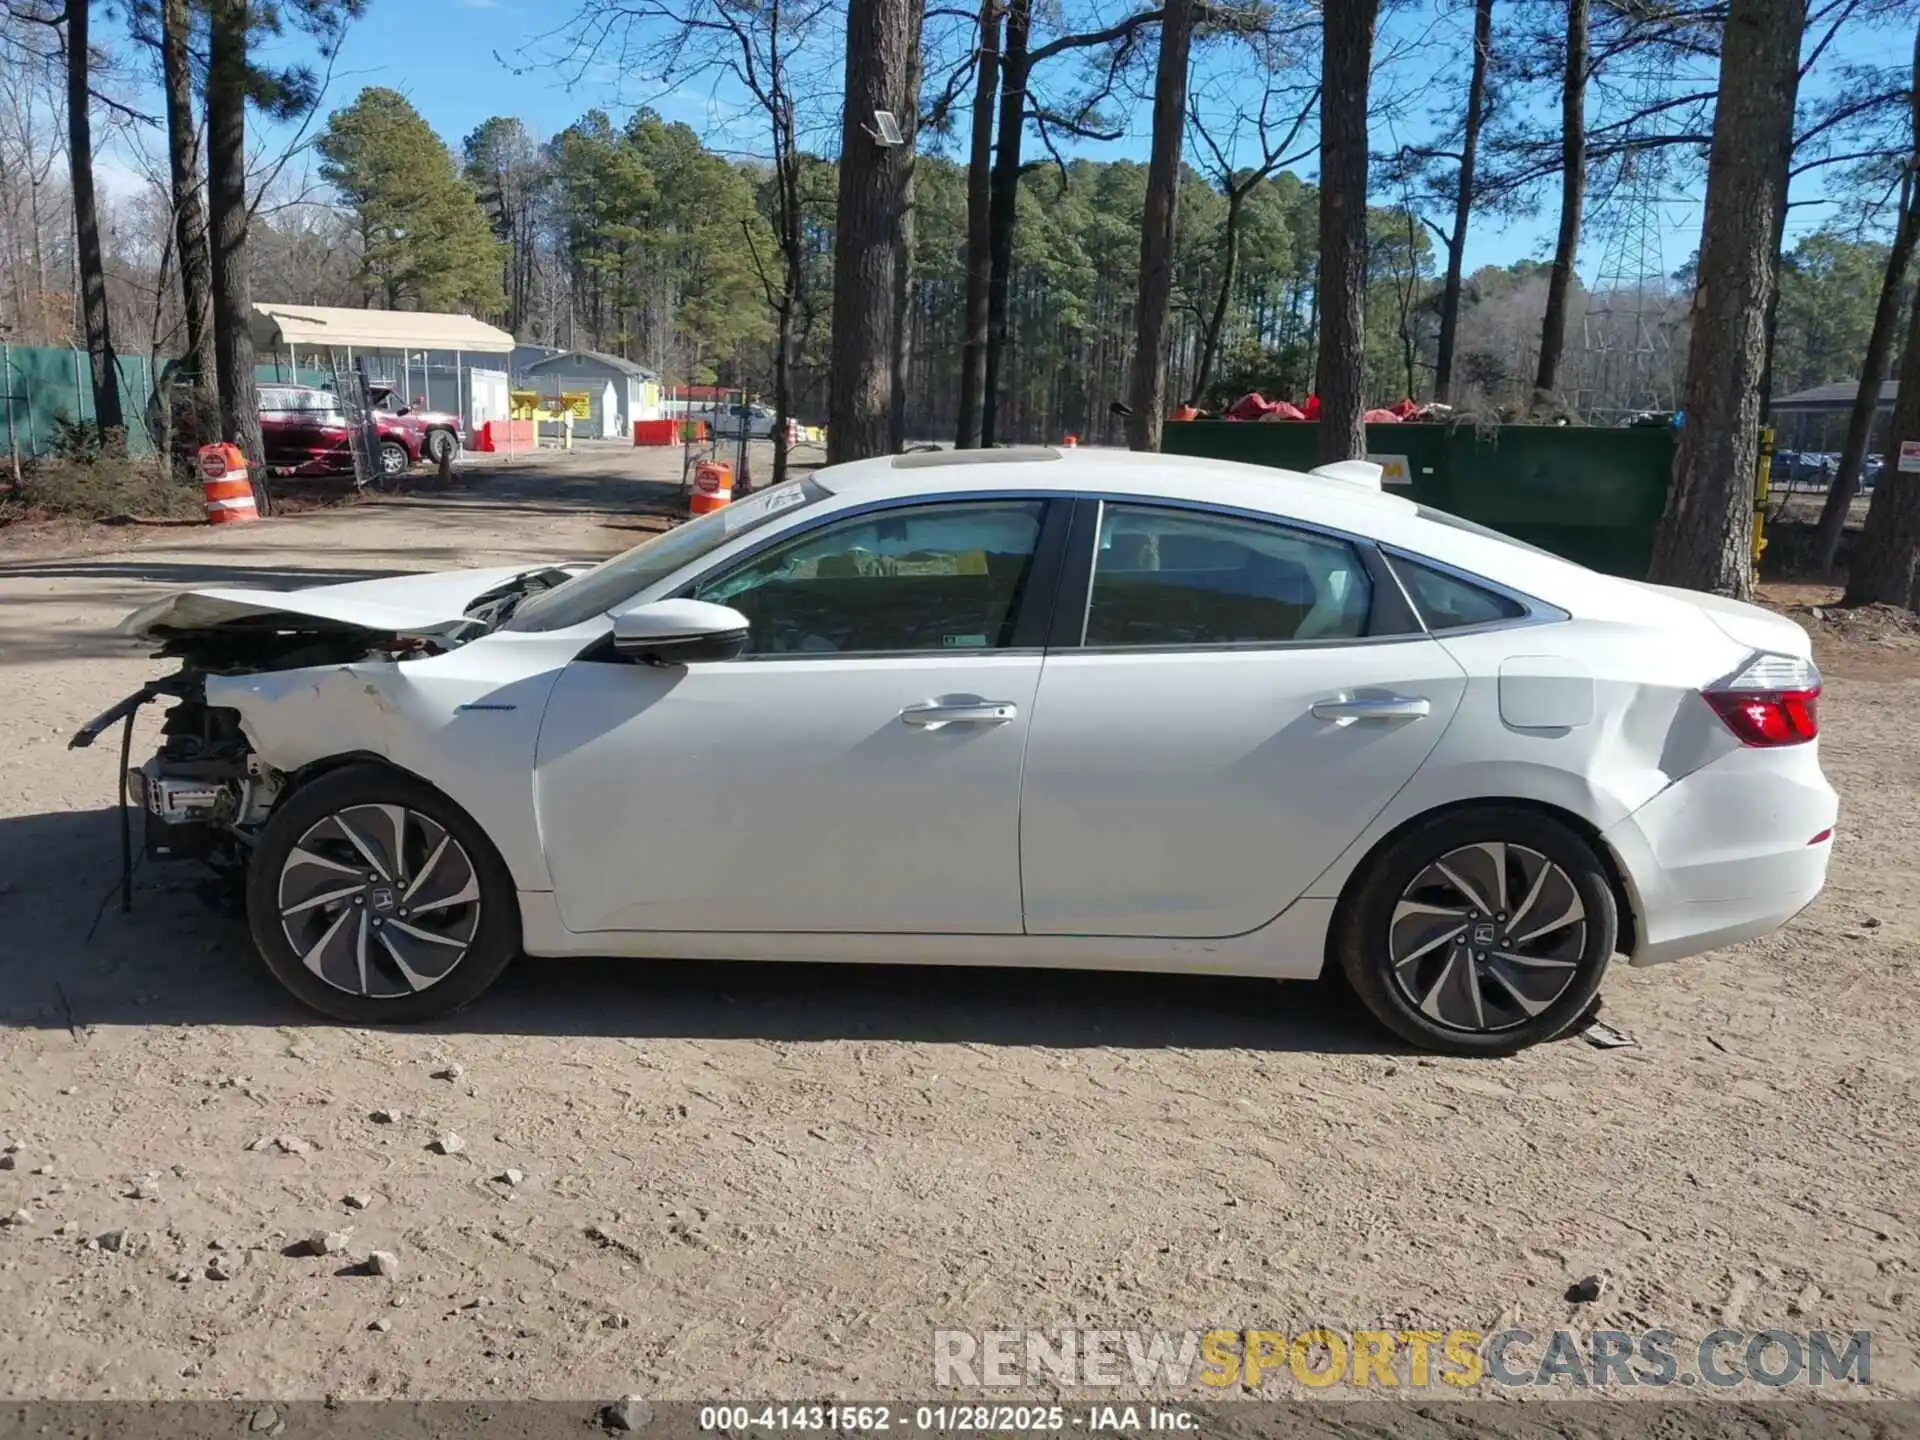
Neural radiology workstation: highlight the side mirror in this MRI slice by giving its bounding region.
[612,599,749,666]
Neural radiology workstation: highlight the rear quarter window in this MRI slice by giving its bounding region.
[1387,553,1529,631]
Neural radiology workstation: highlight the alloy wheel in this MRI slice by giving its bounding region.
[380,444,408,476]
[1386,842,1586,1033]
[276,804,482,999]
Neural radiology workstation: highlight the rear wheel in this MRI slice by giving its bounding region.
[246,765,520,1024]
[1334,806,1617,1055]
[425,428,458,463]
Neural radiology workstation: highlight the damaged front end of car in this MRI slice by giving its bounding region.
[68,565,583,905]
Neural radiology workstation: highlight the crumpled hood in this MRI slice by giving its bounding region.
[121,563,591,639]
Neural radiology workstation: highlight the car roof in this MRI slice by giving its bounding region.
[815,446,1420,527]
[809,446,1666,624]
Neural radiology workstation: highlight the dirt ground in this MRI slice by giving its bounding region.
[1,452,1918,1410]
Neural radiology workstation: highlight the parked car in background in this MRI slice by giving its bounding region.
[704,402,781,439]
[164,381,442,482]
[256,384,432,481]
[368,385,462,465]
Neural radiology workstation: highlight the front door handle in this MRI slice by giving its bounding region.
[900,700,1019,728]
[1311,695,1431,721]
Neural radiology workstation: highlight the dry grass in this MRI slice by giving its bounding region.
[1,451,206,525]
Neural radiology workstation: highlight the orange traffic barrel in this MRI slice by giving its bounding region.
[1062,434,1078,448]
[198,443,258,524]
[690,460,734,515]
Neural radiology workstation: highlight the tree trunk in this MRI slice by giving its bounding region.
[1755,178,1793,421]
[162,0,215,438]
[828,0,915,464]
[66,0,123,436]
[1400,206,1420,399]
[1534,0,1588,401]
[1846,250,1920,609]
[955,0,1001,448]
[1187,188,1247,408]
[1647,0,1806,597]
[1125,0,1194,452]
[1846,25,1920,611]
[1434,0,1493,405]
[769,105,805,491]
[1815,184,1917,573]
[772,289,795,489]
[1314,0,1378,464]
[888,2,924,453]
[207,0,265,480]
[981,0,1030,448]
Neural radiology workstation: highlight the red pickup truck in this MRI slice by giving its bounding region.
[256,384,462,479]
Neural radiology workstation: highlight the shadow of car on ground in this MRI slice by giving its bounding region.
[4,805,1403,1055]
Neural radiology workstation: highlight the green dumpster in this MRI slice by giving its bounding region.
[1161,421,1675,579]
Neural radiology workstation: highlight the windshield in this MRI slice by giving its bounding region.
[505,477,830,632]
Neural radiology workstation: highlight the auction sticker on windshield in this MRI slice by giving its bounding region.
[724,481,812,533]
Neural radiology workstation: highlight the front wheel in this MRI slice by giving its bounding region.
[378,440,410,478]
[1333,806,1618,1056]
[246,764,521,1024]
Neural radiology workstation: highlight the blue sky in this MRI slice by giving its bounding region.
[117,0,1912,280]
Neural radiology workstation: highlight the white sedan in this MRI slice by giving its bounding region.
[75,448,1837,1054]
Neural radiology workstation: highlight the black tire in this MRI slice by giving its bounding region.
[378,440,410,477]
[425,428,458,463]
[246,764,521,1024]
[1333,805,1617,1056]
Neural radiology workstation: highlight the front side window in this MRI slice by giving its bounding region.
[1084,504,1372,647]
[695,500,1046,655]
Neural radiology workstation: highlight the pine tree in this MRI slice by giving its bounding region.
[318,88,505,313]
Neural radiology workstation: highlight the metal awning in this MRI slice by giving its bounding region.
[249,304,514,354]
[1772,379,1897,414]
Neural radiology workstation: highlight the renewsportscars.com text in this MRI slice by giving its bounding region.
[933,1327,1871,1390]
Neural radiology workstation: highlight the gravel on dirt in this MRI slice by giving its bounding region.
[1,455,1917,1406]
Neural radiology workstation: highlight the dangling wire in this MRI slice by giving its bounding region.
[117,705,137,914]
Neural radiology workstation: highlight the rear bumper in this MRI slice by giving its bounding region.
[1604,744,1838,968]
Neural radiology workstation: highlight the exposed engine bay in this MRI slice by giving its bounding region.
[68,564,586,899]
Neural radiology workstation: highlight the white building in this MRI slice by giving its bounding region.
[250,304,516,443]
[517,349,662,436]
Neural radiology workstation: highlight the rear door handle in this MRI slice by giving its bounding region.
[900,701,1019,728]
[1311,695,1431,721]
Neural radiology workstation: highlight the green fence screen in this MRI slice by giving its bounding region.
[0,346,350,467]
[1162,421,1677,579]
[1,345,162,460]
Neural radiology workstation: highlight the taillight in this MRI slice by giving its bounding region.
[1702,652,1821,747]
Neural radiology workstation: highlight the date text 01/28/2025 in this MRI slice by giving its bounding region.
[696,1405,1197,1433]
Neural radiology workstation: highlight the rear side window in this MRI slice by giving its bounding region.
[1084,504,1371,646]
[1388,554,1527,631]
